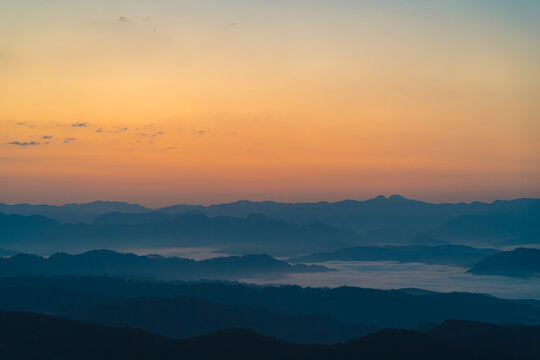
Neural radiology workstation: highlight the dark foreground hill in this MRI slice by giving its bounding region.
[290,244,499,267]
[468,248,540,277]
[0,311,539,360]
[1,276,540,329]
[0,250,329,281]
[0,286,369,344]
[63,295,371,344]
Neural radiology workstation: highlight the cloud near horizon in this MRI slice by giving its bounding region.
[9,141,40,147]
[138,131,164,137]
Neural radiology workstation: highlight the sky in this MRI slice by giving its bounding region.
[1,0,539,206]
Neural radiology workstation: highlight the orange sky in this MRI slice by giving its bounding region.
[1,1,539,206]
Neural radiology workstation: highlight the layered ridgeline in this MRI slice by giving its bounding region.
[0,201,149,223]
[1,196,539,245]
[1,311,539,360]
[0,210,506,265]
[0,250,330,281]
[289,245,500,267]
[1,276,539,330]
[0,287,369,344]
[0,212,355,255]
[468,248,540,278]
[2,196,539,233]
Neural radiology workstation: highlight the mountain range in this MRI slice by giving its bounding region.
[1,311,539,360]
[468,248,540,278]
[0,250,329,281]
[1,275,539,330]
[0,196,540,257]
[0,212,355,255]
[0,195,540,238]
[0,286,369,344]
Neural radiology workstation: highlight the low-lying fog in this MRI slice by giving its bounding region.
[241,261,540,300]
[110,246,540,300]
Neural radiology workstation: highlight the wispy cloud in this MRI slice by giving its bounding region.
[42,135,53,139]
[94,126,127,133]
[138,131,164,137]
[16,121,34,128]
[64,137,76,143]
[117,16,131,23]
[193,129,208,136]
[71,122,88,127]
[9,141,40,147]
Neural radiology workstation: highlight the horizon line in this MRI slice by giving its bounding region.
[2,194,539,209]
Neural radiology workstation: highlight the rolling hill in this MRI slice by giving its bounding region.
[468,248,540,277]
[0,311,539,359]
[0,250,329,281]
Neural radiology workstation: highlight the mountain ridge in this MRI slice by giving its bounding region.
[0,275,538,329]
[0,250,330,281]
[0,311,539,359]
[2,195,539,231]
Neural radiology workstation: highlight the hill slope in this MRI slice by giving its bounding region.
[62,295,370,344]
[0,311,539,359]
[468,248,540,277]
[0,286,368,344]
[1,276,539,329]
[0,250,329,281]
[0,212,355,255]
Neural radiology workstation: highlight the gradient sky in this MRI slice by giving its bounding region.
[1,0,539,206]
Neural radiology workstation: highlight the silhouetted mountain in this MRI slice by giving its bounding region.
[0,286,369,344]
[0,201,148,223]
[468,248,540,277]
[0,250,329,281]
[290,244,499,267]
[157,283,540,329]
[2,197,539,251]
[0,311,539,359]
[2,197,539,236]
[62,295,371,344]
[0,212,355,255]
[434,214,538,242]
[159,197,540,234]
[1,275,539,329]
